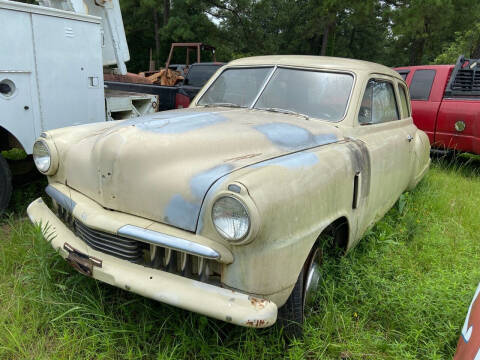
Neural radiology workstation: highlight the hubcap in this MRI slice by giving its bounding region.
[304,248,322,310]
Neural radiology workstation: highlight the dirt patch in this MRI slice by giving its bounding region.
[0,223,11,239]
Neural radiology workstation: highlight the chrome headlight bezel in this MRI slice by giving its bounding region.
[211,195,251,242]
[33,139,58,175]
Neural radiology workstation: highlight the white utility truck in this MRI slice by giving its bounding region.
[0,0,157,212]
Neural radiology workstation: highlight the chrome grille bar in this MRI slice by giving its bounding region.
[118,225,220,259]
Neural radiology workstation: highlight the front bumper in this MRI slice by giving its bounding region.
[27,197,277,328]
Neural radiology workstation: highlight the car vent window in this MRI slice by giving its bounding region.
[410,69,436,100]
[359,80,399,125]
[398,84,410,118]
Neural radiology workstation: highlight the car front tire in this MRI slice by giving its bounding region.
[277,243,323,338]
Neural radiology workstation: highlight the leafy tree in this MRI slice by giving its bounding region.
[117,0,480,71]
[434,24,480,64]
[386,0,480,66]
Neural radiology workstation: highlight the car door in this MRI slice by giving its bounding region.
[353,76,414,234]
[407,68,441,144]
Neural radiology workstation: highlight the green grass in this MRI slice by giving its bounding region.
[1,157,479,359]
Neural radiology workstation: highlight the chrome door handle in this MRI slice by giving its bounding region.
[407,135,413,142]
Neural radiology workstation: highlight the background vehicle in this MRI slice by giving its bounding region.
[0,0,157,213]
[174,62,224,109]
[104,44,222,111]
[395,55,480,155]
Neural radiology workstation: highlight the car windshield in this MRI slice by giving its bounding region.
[197,67,273,108]
[198,67,354,121]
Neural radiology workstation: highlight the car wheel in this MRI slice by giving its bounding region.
[0,154,12,214]
[277,243,322,338]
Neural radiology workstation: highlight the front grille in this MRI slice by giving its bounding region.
[74,220,144,261]
[147,246,221,283]
[53,199,221,284]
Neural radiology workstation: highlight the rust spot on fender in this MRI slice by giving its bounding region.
[249,296,268,310]
[246,319,268,327]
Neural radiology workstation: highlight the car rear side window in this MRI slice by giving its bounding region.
[358,80,399,125]
[410,69,436,100]
[397,70,409,81]
[398,84,410,118]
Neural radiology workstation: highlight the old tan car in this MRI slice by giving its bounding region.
[27,55,430,335]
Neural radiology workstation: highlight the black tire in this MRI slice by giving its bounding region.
[277,268,305,339]
[0,154,12,214]
[277,243,322,339]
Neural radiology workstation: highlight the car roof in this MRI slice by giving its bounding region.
[395,64,454,71]
[227,55,402,79]
[190,62,225,66]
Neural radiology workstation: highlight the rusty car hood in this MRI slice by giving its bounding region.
[62,108,342,232]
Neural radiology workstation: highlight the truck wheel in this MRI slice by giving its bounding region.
[0,154,12,214]
[277,243,323,339]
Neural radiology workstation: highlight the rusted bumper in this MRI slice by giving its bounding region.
[27,197,277,328]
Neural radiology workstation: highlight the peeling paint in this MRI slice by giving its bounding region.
[255,123,337,150]
[346,139,371,199]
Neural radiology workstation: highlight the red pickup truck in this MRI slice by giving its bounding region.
[395,56,480,155]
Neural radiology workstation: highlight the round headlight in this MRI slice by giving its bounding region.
[33,140,51,173]
[212,196,250,241]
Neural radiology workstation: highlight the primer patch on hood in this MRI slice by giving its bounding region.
[133,112,227,134]
[255,123,337,150]
[251,151,319,169]
[165,164,234,231]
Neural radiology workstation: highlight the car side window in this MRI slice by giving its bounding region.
[358,79,399,125]
[409,69,436,100]
[398,84,410,118]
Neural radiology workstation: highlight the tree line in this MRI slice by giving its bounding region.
[121,0,480,72]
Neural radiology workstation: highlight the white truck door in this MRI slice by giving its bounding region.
[31,10,105,133]
[38,0,130,74]
[0,6,36,153]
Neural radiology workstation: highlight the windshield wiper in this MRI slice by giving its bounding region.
[256,107,310,120]
[202,103,244,108]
